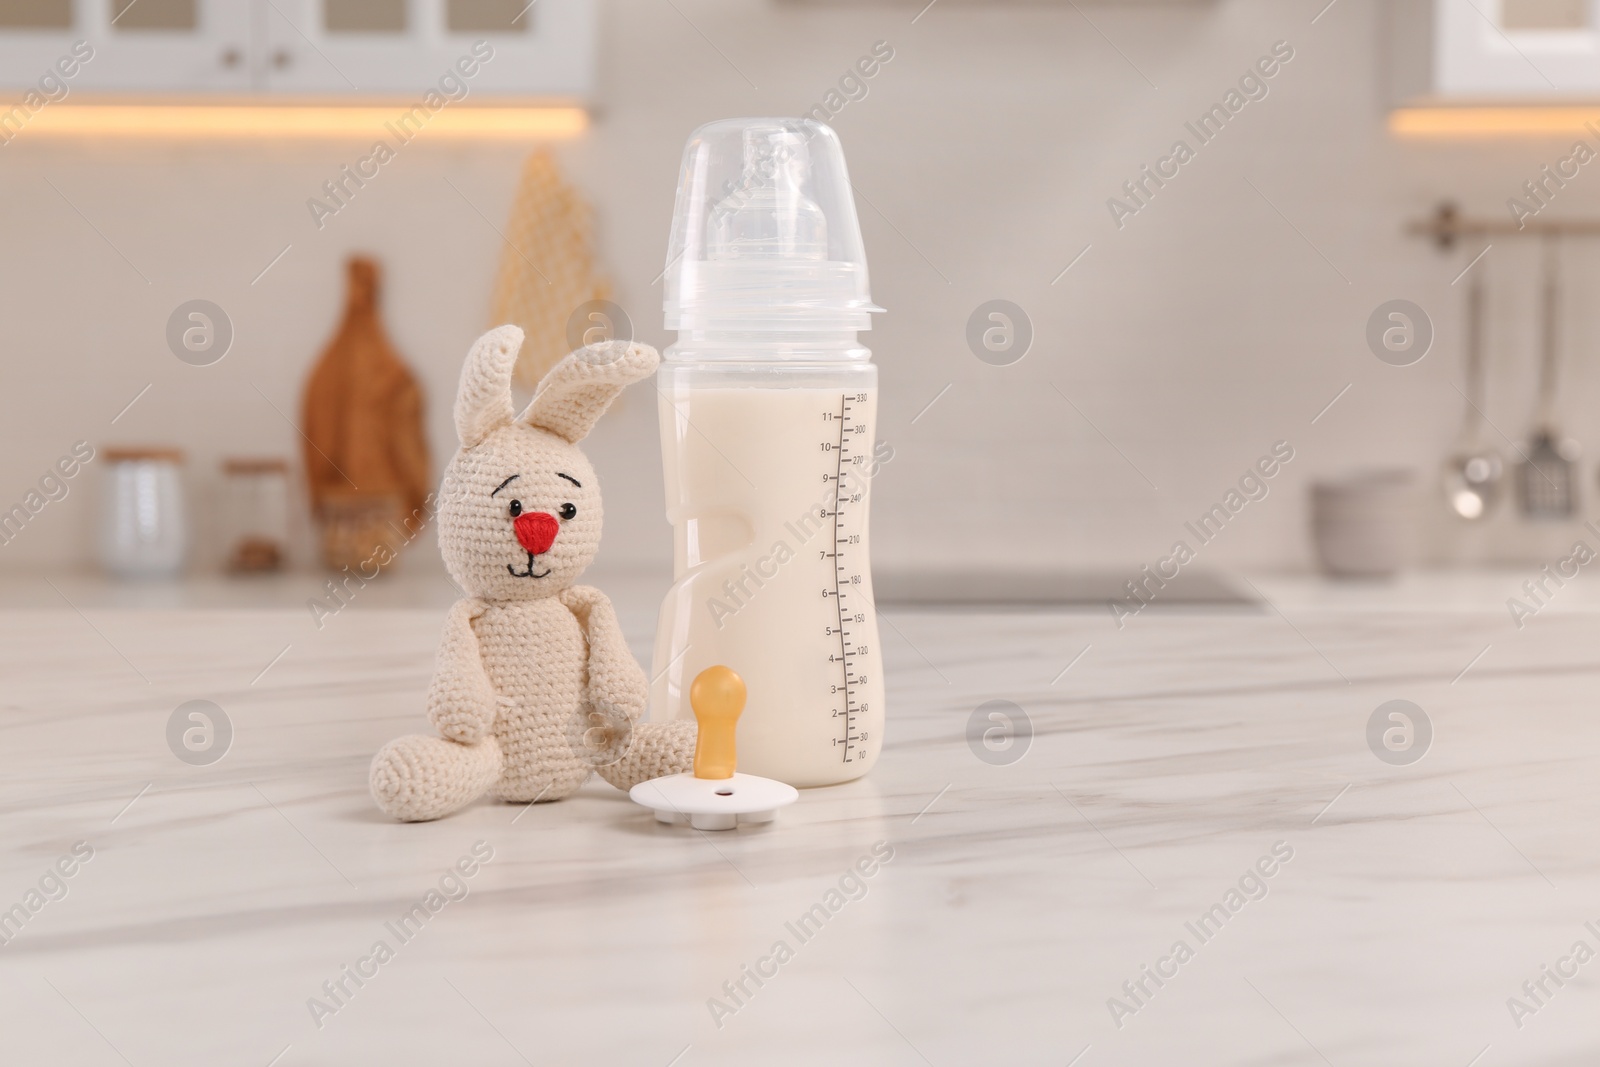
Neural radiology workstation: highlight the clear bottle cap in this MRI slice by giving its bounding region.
[663,118,882,334]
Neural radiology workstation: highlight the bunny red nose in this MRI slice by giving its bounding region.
[513,512,559,556]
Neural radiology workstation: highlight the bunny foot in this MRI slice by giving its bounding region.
[595,719,697,792]
[370,734,503,822]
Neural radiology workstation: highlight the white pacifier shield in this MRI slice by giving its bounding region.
[630,772,799,831]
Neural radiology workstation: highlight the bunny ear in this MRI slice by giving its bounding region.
[518,342,659,443]
[455,325,523,448]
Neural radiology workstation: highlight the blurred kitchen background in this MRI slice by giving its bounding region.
[4,0,1600,605]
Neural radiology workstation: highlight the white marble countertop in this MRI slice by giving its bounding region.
[2,580,1598,1065]
[10,564,1600,616]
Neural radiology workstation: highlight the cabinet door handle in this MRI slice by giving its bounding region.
[271,49,293,70]
[220,47,243,68]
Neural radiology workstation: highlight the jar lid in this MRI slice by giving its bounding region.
[104,446,184,463]
[222,457,290,474]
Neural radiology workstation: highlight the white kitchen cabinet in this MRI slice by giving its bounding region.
[260,0,592,97]
[0,0,253,92]
[0,0,593,98]
[1391,0,1600,100]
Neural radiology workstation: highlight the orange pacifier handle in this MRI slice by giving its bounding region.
[690,665,745,780]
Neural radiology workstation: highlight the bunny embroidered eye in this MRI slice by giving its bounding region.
[508,499,523,517]
[559,503,577,520]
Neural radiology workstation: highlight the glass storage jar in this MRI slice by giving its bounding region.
[221,457,291,573]
[101,447,188,578]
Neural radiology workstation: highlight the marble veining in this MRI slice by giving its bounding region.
[1,590,1598,1066]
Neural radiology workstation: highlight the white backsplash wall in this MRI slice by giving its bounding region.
[1,0,1597,577]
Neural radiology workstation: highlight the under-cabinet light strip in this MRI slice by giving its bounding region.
[14,104,588,139]
[1391,106,1600,138]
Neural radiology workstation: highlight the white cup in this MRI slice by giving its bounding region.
[1310,470,1417,579]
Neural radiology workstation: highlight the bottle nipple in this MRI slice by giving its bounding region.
[690,665,745,780]
[707,127,827,262]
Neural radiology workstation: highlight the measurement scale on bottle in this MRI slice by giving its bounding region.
[824,392,872,764]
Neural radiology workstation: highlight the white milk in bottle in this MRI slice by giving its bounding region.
[653,119,887,787]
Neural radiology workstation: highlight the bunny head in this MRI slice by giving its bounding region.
[436,326,658,601]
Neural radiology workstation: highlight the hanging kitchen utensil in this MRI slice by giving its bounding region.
[300,257,432,568]
[1518,237,1580,519]
[1443,268,1504,520]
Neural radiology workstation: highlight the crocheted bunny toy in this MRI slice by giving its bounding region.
[370,326,695,822]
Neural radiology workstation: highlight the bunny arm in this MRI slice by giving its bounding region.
[559,585,649,722]
[427,598,504,744]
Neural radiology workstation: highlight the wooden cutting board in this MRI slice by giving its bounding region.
[300,257,431,565]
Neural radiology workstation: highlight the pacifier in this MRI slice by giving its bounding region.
[629,666,799,830]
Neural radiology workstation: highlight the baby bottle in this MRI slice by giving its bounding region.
[652,118,886,788]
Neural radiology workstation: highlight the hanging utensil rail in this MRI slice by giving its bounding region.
[1410,201,1600,248]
